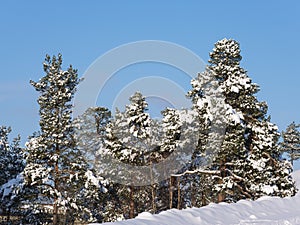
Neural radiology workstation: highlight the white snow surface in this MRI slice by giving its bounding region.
[92,170,300,225]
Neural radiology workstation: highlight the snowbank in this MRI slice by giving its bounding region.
[92,171,300,225]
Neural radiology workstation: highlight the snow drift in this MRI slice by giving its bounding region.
[92,170,300,225]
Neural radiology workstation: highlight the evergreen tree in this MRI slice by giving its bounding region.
[0,126,25,220]
[73,107,111,174]
[208,38,296,199]
[187,67,243,203]
[23,54,103,224]
[0,127,23,185]
[207,39,254,201]
[245,119,296,198]
[73,107,116,222]
[156,108,182,210]
[184,38,296,205]
[105,92,152,219]
[105,92,152,170]
[280,121,300,165]
[104,92,186,218]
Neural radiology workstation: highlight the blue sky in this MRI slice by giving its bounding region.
[0,1,299,167]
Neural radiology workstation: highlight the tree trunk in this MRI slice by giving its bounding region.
[201,175,207,206]
[151,185,157,213]
[53,200,58,225]
[217,189,225,203]
[169,176,174,209]
[191,181,195,207]
[129,185,135,219]
[150,161,157,213]
[218,163,226,203]
[201,188,207,206]
[6,208,11,223]
[177,177,181,209]
[53,143,59,225]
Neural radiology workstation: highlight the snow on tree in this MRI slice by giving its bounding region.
[0,127,23,186]
[73,106,113,222]
[208,38,296,200]
[245,119,296,197]
[73,107,111,175]
[186,66,244,203]
[104,92,188,219]
[187,69,227,171]
[104,92,153,219]
[0,126,25,220]
[154,108,182,210]
[179,38,296,206]
[280,121,300,165]
[156,108,181,161]
[23,54,104,224]
[105,92,152,178]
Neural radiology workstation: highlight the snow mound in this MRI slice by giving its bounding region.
[92,170,300,225]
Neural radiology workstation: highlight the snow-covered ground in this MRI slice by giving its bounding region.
[92,171,300,225]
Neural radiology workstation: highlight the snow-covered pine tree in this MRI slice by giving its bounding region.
[105,92,152,219]
[0,126,12,190]
[73,106,113,222]
[187,73,210,170]
[0,126,25,221]
[106,92,152,168]
[187,68,240,204]
[104,92,184,219]
[245,119,296,198]
[186,71,215,206]
[160,108,181,159]
[206,39,253,202]
[280,121,300,166]
[0,127,16,185]
[155,108,182,210]
[208,38,296,199]
[23,54,103,224]
[73,107,111,174]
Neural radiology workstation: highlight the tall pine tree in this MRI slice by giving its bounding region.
[208,38,296,199]
[24,54,103,224]
[105,92,152,219]
[280,121,300,166]
[185,38,296,205]
[0,126,25,221]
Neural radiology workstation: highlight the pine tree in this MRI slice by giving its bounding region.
[156,108,182,210]
[183,38,296,205]
[0,126,25,221]
[208,38,296,199]
[244,119,296,198]
[73,106,113,222]
[280,121,300,165]
[187,67,242,203]
[23,54,103,224]
[73,107,111,174]
[0,126,15,185]
[105,92,152,219]
[207,39,252,201]
[104,92,186,218]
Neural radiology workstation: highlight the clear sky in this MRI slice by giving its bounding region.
[0,1,299,167]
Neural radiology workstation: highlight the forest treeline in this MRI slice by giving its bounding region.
[0,39,299,225]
